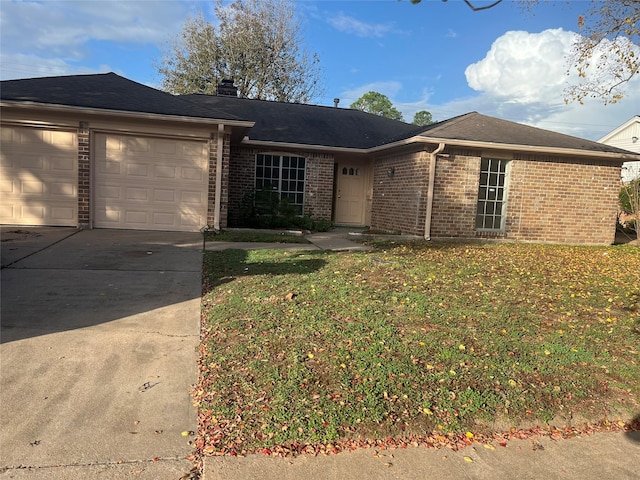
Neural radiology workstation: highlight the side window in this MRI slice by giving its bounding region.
[476,158,509,230]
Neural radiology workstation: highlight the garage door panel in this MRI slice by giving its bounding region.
[0,126,77,226]
[128,163,149,177]
[94,133,208,232]
[155,166,176,179]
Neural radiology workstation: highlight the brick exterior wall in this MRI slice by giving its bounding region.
[227,146,335,226]
[370,149,622,245]
[505,155,620,245]
[207,131,232,228]
[370,150,430,234]
[430,152,481,239]
[77,121,90,228]
[304,153,334,219]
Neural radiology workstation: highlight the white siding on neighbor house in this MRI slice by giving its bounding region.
[598,116,640,183]
[93,132,209,232]
[0,125,78,226]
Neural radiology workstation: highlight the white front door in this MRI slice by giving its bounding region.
[334,162,367,225]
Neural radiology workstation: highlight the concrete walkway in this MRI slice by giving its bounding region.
[1,228,202,479]
[203,430,640,480]
[204,228,374,252]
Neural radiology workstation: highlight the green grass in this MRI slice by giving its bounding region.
[204,230,310,243]
[196,242,640,455]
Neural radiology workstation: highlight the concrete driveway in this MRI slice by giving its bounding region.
[1,227,202,479]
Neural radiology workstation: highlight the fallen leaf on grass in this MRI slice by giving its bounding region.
[463,456,474,463]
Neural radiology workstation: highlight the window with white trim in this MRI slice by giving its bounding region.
[255,153,306,214]
[476,158,509,230]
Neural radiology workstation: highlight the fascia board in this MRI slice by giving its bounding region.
[0,100,255,128]
[408,135,640,162]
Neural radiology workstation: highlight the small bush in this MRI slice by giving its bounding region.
[237,190,333,232]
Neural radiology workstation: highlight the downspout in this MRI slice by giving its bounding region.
[424,142,446,240]
[213,123,224,231]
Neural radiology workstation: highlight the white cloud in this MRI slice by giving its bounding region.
[465,29,576,104]
[0,53,114,80]
[1,1,189,50]
[448,28,640,140]
[0,0,190,79]
[326,13,393,38]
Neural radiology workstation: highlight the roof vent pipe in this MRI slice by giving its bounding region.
[334,98,340,108]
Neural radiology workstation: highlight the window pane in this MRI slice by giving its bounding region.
[476,158,508,231]
[282,156,290,168]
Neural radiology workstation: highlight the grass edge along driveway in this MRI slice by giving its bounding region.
[194,241,640,457]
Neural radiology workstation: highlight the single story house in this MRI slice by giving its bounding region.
[2,73,639,245]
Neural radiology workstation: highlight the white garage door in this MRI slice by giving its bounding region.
[94,133,209,232]
[0,126,78,226]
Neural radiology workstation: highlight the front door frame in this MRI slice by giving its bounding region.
[333,157,372,226]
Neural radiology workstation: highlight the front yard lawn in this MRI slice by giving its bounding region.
[195,242,639,456]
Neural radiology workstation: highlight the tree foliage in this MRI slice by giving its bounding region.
[412,110,436,126]
[563,0,640,105]
[350,91,404,121]
[619,176,640,240]
[157,0,322,103]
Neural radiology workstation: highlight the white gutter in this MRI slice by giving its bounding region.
[424,143,446,241]
[412,136,640,162]
[0,100,254,128]
[213,124,224,231]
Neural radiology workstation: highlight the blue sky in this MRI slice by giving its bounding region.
[1,0,638,140]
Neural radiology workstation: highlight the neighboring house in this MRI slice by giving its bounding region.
[2,73,639,245]
[598,115,640,183]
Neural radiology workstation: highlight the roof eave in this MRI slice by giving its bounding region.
[0,100,255,128]
[410,135,640,161]
[241,138,369,154]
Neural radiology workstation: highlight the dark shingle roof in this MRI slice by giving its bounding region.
[2,73,636,157]
[182,94,418,149]
[408,112,635,155]
[0,72,244,121]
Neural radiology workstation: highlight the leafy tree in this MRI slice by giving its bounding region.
[563,0,639,105]
[411,0,640,105]
[157,0,322,103]
[412,110,436,126]
[350,91,404,121]
[619,176,640,241]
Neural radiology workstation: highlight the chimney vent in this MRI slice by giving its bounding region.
[333,98,340,108]
[217,79,238,97]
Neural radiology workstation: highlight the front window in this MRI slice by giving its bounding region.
[476,158,509,230]
[255,153,306,214]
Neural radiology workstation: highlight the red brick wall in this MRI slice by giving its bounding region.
[430,152,481,238]
[370,150,429,235]
[227,146,335,226]
[304,153,334,219]
[77,122,90,228]
[505,155,620,245]
[370,149,622,245]
[207,131,232,228]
